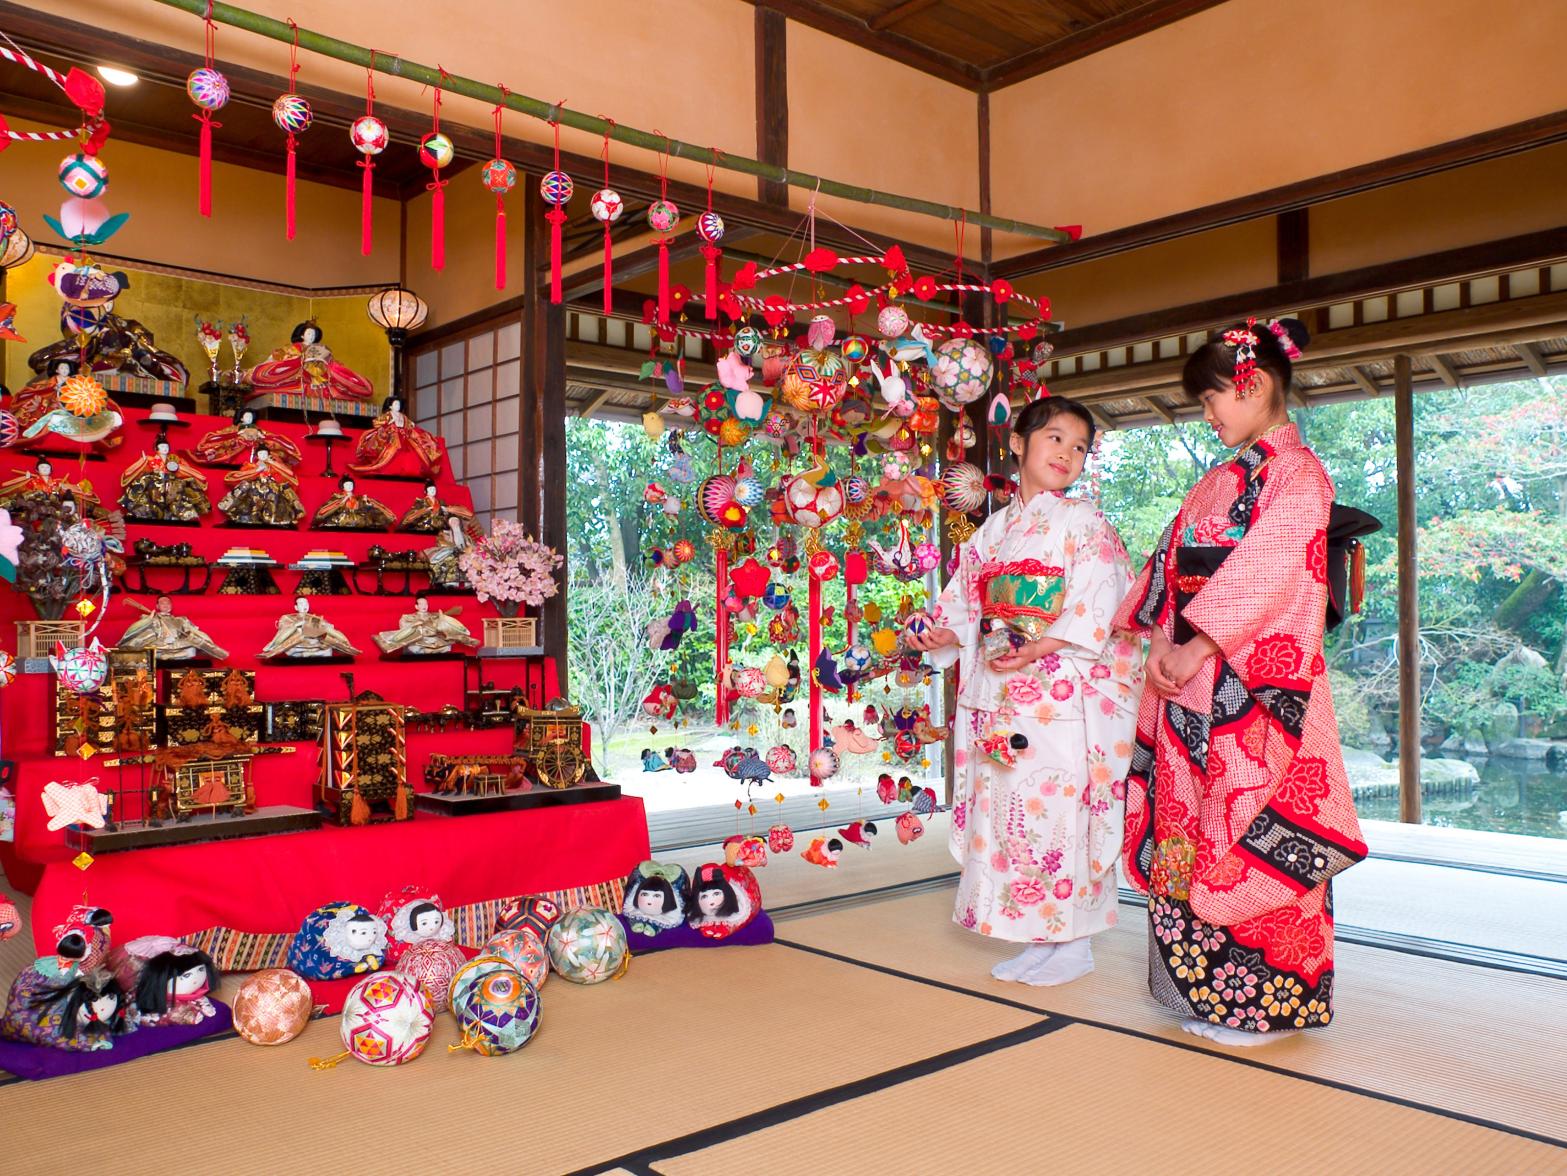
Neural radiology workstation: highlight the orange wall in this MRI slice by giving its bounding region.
[990,0,1567,237]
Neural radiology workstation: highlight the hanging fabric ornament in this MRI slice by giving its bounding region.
[482,89,516,291]
[185,9,227,219]
[648,137,679,323]
[350,60,387,256]
[591,123,623,316]
[420,76,454,272]
[540,113,572,305]
[697,152,725,322]
[270,21,310,240]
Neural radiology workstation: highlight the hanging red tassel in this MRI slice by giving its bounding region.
[420,77,453,272]
[350,62,385,257]
[697,153,725,321]
[186,13,226,219]
[647,136,677,325]
[547,206,566,304]
[196,113,214,216]
[272,21,310,240]
[358,155,375,255]
[430,180,446,270]
[495,199,507,290]
[284,135,297,238]
[657,239,671,323]
[591,123,622,317]
[602,222,614,315]
[540,116,571,305]
[483,90,515,292]
[700,242,720,320]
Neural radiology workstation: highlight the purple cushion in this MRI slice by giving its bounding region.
[0,1001,233,1081]
[617,911,775,954]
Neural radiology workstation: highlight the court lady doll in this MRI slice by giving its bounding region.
[909,397,1142,987]
[1114,318,1366,1047]
[348,396,443,480]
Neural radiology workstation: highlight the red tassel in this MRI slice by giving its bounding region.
[197,112,214,218]
[284,134,297,240]
[547,207,566,304]
[358,158,374,255]
[700,243,721,321]
[430,180,446,271]
[495,200,507,291]
[657,238,671,323]
[602,224,614,316]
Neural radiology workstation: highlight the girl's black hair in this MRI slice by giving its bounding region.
[339,475,355,489]
[1011,395,1096,450]
[348,911,376,925]
[290,321,321,345]
[231,406,255,426]
[1181,317,1310,401]
[134,948,219,1016]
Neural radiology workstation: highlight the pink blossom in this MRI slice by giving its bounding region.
[1050,680,1074,701]
[1009,877,1048,906]
[990,851,1010,872]
[1053,878,1074,900]
[1006,675,1044,705]
[1090,664,1110,680]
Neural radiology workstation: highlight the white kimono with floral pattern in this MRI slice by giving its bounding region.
[930,491,1143,943]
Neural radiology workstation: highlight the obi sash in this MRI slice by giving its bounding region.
[978,559,1064,642]
[1171,545,1232,644]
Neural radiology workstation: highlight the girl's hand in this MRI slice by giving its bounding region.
[905,626,958,653]
[988,636,1067,674]
[1158,635,1218,690]
[1144,630,1180,696]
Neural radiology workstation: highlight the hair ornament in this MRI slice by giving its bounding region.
[1265,317,1304,360]
[1222,317,1261,398]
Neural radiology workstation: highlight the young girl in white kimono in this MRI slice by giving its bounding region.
[910,398,1142,986]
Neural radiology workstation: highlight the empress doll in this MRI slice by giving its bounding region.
[246,321,374,402]
[348,397,443,480]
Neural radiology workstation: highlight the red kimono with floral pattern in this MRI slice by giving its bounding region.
[1113,424,1366,1033]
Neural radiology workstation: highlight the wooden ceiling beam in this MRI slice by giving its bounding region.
[869,0,940,33]
[1348,366,1382,397]
[1428,353,1463,388]
[985,0,1230,89]
[747,0,983,89]
[576,387,618,418]
[1515,340,1549,376]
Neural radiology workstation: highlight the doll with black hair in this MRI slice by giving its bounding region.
[688,862,761,940]
[0,966,133,1051]
[348,395,443,480]
[247,320,374,403]
[111,938,220,1027]
[192,406,303,468]
[908,394,1142,988]
[621,862,691,938]
[1113,317,1367,1048]
[217,444,306,526]
[399,480,474,534]
[311,475,396,531]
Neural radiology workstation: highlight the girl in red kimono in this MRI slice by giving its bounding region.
[1114,317,1366,1047]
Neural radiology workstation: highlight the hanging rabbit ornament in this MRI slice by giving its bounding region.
[540,110,573,304]
[647,137,680,323]
[482,90,517,291]
[185,7,227,218]
[350,60,388,255]
[270,22,311,240]
[419,75,455,271]
[591,124,623,316]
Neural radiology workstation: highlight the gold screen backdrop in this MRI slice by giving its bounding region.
[2,254,389,399]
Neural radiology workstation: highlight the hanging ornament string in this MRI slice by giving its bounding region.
[0,32,109,145]
[422,70,450,271]
[276,19,307,240]
[697,150,726,323]
[541,107,572,305]
[648,135,677,324]
[484,86,515,291]
[350,54,386,256]
[188,2,226,218]
[954,212,966,287]
[593,120,620,316]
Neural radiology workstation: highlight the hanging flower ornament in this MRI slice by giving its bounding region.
[419,72,454,272]
[271,20,311,240]
[482,87,516,291]
[350,57,388,256]
[590,121,623,316]
[185,6,227,218]
[539,106,572,305]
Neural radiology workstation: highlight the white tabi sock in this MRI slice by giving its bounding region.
[991,943,1056,981]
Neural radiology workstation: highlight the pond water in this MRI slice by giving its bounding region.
[1353,754,1567,840]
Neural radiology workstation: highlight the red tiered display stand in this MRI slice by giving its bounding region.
[0,405,649,956]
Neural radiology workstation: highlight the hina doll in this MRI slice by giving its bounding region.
[348,396,443,480]
[246,321,374,403]
[310,475,396,531]
[0,457,101,517]
[192,407,303,468]
[425,513,477,589]
[621,862,691,938]
[12,356,125,447]
[0,966,133,1051]
[688,863,762,940]
[912,397,1142,988]
[373,597,478,655]
[117,596,229,661]
[378,888,456,966]
[110,938,220,1027]
[399,481,471,533]
[119,438,211,522]
[260,596,361,658]
[286,902,387,981]
[217,444,306,526]
[1114,318,1365,1047]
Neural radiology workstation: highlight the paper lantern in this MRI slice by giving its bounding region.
[59,374,107,418]
[540,170,573,206]
[449,957,540,1056]
[647,199,679,233]
[232,968,314,1046]
[877,305,911,338]
[809,747,840,781]
[590,187,624,223]
[482,927,549,990]
[481,158,517,195]
[780,349,847,413]
[697,211,725,243]
[0,411,19,448]
[419,132,455,170]
[350,115,389,156]
[940,462,986,513]
[338,972,434,1067]
[271,93,313,134]
[930,337,993,408]
[185,67,229,111]
[546,907,627,985]
[58,153,109,200]
[396,938,467,1014]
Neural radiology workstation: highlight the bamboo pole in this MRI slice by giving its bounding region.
[147,0,1073,244]
[1394,352,1422,824]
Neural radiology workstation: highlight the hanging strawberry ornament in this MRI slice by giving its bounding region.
[590,123,623,317]
[697,152,725,322]
[419,75,454,271]
[481,89,516,291]
[539,113,572,305]
[647,138,679,324]
[270,20,311,240]
[349,60,388,256]
[185,6,227,218]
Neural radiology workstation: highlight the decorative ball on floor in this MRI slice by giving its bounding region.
[482,927,550,990]
[332,972,434,1067]
[449,957,540,1056]
[232,968,314,1046]
[396,938,467,1014]
[546,907,628,984]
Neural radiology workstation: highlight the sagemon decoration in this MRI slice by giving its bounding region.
[109,936,220,1027]
[395,939,467,1015]
[286,902,387,980]
[0,965,133,1051]
[930,337,993,409]
[480,927,549,990]
[231,968,313,1046]
[546,907,627,985]
[377,887,455,966]
[688,863,763,941]
[449,957,540,1057]
[325,972,433,1068]
[621,861,691,938]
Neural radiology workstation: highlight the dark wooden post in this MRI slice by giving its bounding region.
[1394,352,1420,823]
[754,7,789,206]
[524,175,570,692]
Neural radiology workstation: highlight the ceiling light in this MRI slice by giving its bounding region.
[96,65,139,87]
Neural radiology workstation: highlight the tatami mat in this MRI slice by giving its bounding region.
[651,1024,1567,1176]
[774,885,1567,1143]
[0,939,1038,1175]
